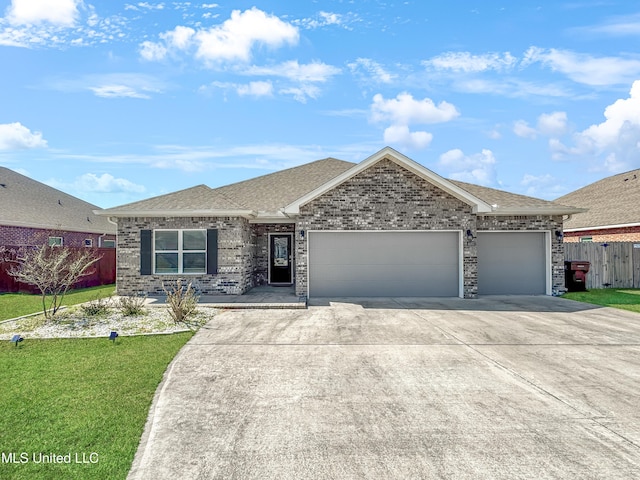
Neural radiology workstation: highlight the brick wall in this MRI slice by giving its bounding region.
[564,225,640,243]
[116,216,253,296]
[0,225,115,248]
[295,158,478,297]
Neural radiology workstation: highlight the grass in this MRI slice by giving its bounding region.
[563,288,640,313]
[0,332,192,479]
[0,285,116,321]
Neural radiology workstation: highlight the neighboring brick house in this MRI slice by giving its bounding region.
[97,147,581,299]
[0,166,116,248]
[556,168,640,243]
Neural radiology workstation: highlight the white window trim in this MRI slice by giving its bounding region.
[153,229,207,275]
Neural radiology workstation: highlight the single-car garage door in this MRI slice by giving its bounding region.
[308,231,460,297]
[477,232,548,295]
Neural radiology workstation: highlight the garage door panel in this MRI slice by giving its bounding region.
[309,231,459,297]
[477,232,546,295]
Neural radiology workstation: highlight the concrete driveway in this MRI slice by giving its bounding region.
[128,296,640,479]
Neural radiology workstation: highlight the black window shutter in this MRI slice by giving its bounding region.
[207,229,218,274]
[140,230,152,275]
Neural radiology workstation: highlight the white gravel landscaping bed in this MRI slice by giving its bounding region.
[0,305,215,340]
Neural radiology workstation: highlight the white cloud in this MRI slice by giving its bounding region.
[49,73,164,99]
[370,93,458,150]
[520,173,565,198]
[279,85,321,103]
[237,81,273,97]
[514,111,568,139]
[6,0,79,26]
[522,47,640,86]
[513,120,537,139]
[240,61,340,102]
[244,60,341,83]
[425,51,517,72]
[294,11,349,30]
[141,8,299,65]
[439,148,497,186]
[0,3,128,48]
[383,125,432,150]
[74,173,146,193]
[371,92,459,125]
[551,81,640,172]
[571,13,640,37]
[89,85,151,99]
[578,81,640,149]
[537,111,568,136]
[347,58,396,84]
[0,122,47,150]
[139,41,168,61]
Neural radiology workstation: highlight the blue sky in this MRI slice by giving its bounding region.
[1,1,640,208]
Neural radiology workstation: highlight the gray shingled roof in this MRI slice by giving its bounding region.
[100,184,247,214]
[0,166,115,234]
[450,179,575,213]
[556,168,640,230]
[99,156,578,217]
[213,158,356,212]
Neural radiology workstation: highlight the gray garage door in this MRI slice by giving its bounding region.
[477,232,547,295]
[308,231,459,297]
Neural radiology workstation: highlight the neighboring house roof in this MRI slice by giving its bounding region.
[98,147,581,219]
[0,166,115,235]
[97,184,252,217]
[555,169,640,231]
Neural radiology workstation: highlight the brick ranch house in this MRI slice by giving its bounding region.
[97,147,582,299]
[556,168,640,243]
[0,166,116,248]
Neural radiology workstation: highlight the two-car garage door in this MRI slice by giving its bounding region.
[308,231,460,297]
[307,230,549,297]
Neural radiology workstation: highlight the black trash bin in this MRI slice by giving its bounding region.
[565,260,590,292]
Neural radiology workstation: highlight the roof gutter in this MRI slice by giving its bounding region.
[564,221,640,232]
[93,209,257,219]
[480,207,587,216]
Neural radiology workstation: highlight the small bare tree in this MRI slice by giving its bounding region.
[9,246,101,319]
[163,279,199,326]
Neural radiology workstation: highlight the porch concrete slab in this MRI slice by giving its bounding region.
[129,296,640,479]
[144,286,306,309]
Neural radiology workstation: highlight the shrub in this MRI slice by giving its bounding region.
[117,295,147,316]
[163,279,199,326]
[80,296,112,317]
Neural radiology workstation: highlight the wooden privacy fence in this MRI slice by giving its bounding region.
[0,247,115,294]
[564,242,640,289]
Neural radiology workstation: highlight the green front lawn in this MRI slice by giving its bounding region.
[0,333,192,480]
[0,285,116,321]
[563,288,640,313]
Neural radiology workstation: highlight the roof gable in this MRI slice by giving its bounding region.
[284,147,493,215]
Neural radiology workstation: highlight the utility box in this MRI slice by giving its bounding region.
[565,260,590,292]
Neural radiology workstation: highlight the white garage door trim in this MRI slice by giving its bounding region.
[476,231,551,295]
[307,230,463,298]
